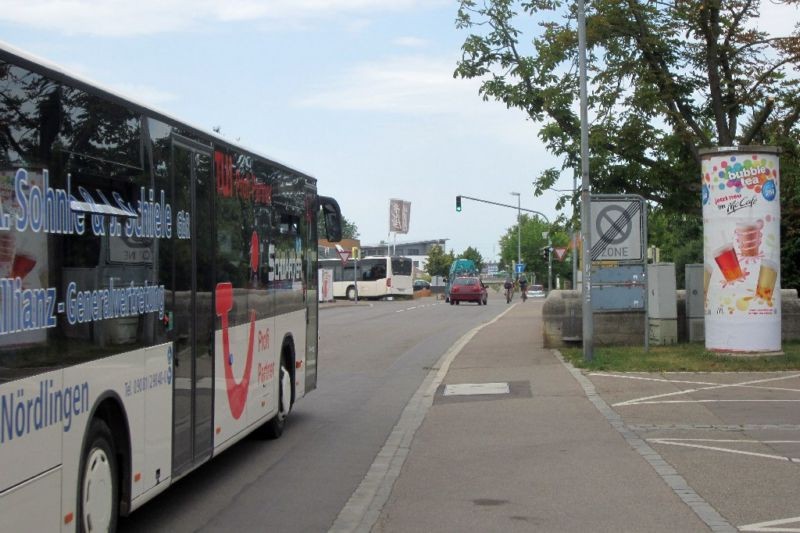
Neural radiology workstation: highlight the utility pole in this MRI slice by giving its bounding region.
[511,192,521,277]
[578,0,593,361]
[572,173,578,288]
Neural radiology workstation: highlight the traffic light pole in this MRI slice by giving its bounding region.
[455,195,550,224]
[455,195,551,288]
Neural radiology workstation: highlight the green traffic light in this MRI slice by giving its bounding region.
[456,196,462,212]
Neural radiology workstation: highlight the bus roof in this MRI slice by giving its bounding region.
[0,40,317,185]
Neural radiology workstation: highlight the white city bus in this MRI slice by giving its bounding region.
[318,256,413,300]
[0,42,343,532]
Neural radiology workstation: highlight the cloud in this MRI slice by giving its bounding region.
[107,83,178,106]
[757,0,800,38]
[294,55,487,114]
[393,36,429,48]
[0,0,448,36]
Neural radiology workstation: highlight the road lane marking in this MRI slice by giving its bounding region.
[329,305,517,533]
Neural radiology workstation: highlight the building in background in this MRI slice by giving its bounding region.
[360,239,448,278]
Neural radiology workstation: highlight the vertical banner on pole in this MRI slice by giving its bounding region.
[389,199,411,234]
[701,146,781,352]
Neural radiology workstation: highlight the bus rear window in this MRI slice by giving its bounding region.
[391,258,412,276]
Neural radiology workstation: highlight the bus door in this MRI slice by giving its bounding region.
[169,136,214,476]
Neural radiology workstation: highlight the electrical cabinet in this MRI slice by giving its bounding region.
[647,263,677,345]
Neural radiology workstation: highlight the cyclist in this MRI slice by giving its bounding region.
[503,276,514,303]
[519,275,528,302]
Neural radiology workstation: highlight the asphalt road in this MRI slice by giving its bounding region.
[118,295,507,532]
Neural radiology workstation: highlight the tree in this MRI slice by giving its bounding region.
[318,213,359,240]
[426,244,455,278]
[459,246,485,272]
[456,1,800,213]
[648,208,704,288]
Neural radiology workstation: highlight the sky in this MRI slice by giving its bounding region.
[1,1,796,263]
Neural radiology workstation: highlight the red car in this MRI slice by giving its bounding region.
[449,276,488,305]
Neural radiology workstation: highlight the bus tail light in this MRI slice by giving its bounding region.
[386,277,392,288]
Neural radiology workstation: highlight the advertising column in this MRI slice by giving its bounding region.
[701,146,781,352]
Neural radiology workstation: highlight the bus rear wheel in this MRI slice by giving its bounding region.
[78,419,119,533]
[346,286,356,300]
[262,355,292,439]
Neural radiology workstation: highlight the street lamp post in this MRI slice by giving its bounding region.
[511,192,521,278]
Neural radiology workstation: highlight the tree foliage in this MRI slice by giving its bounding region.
[459,246,485,271]
[455,0,800,288]
[648,208,704,288]
[317,213,359,241]
[456,0,800,210]
[498,214,572,285]
[425,244,455,278]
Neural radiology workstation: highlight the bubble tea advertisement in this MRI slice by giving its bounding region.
[701,147,780,352]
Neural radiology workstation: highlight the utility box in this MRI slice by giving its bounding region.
[685,264,705,342]
[647,263,678,345]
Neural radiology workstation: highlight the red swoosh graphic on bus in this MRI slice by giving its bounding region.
[216,282,256,420]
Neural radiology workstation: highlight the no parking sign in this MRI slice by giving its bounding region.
[590,195,645,262]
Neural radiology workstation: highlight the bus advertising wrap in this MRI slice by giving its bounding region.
[701,147,781,352]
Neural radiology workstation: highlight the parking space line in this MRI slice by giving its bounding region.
[631,399,800,405]
[740,515,800,532]
[557,353,737,532]
[630,423,800,432]
[589,373,719,386]
[648,438,800,463]
[612,374,800,407]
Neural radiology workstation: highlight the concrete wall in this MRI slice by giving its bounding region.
[543,289,800,348]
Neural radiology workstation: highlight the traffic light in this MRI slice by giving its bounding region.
[542,247,549,260]
[351,246,360,260]
[456,195,462,212]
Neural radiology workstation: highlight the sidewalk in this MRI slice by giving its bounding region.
[369,302,716,533]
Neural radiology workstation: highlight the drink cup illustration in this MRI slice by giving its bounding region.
[755,259,778,302]
[713,243,744,282]
[734,221,762,257]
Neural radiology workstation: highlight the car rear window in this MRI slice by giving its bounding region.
[454,277,479,285]
[531,285,544,291]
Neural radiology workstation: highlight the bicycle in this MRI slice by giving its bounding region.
[505,285,513,304]
[520,286,527,302]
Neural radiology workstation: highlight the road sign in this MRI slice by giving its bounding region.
[515,263,525,273]
[337,249,351,265]
[590,195,645,262]
[554,247,568,261]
